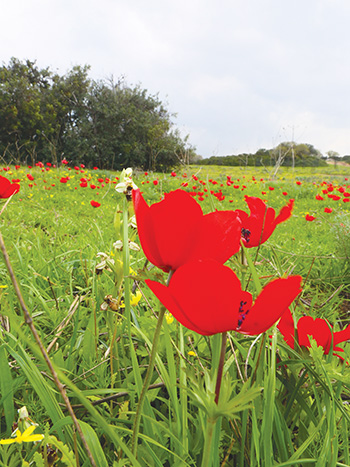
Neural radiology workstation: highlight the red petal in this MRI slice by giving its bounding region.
[277,308,295,348]
[146,279,205,334]
[190,211,242,263]
[334,323,350,346]
[275,199,294,225]
[147,260,241,335]
[297,317,332,352]
[132,189,164,269]
[1,183,20,198]
[149,190,203,271]
[238,276,302,335]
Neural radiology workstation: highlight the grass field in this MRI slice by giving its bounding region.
[1,162,350,466]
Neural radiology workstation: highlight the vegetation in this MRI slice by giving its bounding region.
[200,142,329,167]
[0,58,196,171]
[1,163,350,465]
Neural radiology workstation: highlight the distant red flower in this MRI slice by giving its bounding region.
[62,159,69,165]
[60,177,69,183]
[282,192,288,196]
[315,194,324,201]
[80,181,88,188]
[296,181,302,186]
[46,162,52,167]
[324,207,333,213]
[171,171,177,177]
[305,214,316,221]
[146,260,302,336]
[235,196,294,248]
[27,174,34,181]
[80,164,85,168]
[15,165,20,170]
[278,309,350,358]
[0,175,20,198]
[268,186,275,191]
[153,180,159,186]
[93,166,98,170]
[133,188,242,272]
[90,200,101,208]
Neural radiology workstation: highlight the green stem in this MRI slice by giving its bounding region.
[131,305,166,456]
[201,416,217,467]
[214,331,227,404]
[201,332,227,467]
[131,270,174,457]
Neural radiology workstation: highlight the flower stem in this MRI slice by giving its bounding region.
[131,305,165,456]
[201,416,217,467]
[214,331,227,404]
[131,270,173,457]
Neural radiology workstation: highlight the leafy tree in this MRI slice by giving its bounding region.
[0,58,195,170]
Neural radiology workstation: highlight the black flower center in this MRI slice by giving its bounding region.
[237,300,250,328]
[241,228,251,243]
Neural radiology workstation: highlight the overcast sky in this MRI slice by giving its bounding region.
[2,0,350,158]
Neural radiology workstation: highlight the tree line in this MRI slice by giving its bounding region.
[0,58,197,170]
[199,142,331,167]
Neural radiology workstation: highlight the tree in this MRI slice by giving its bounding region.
[0,58,195,170]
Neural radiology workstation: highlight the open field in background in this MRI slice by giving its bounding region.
[1,162,350,466]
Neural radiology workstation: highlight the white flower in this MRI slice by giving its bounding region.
[113,240,123,250]
[128,215,137,229]
[96,252,115,271]
[115,168,138,194]
[112,240,140,251]
[129,241,140,251]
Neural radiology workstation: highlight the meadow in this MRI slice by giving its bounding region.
[1,162,350,466]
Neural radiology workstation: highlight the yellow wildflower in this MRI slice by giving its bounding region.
[188,351,196,357]
[0,426,44,445]
[130,290,142,306]
[165,312,174,325]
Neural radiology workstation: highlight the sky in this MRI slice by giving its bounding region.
[2,0,350,158]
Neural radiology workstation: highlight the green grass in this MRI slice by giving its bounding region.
[0,163,350,466]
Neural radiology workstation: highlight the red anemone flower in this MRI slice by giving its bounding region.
[90,200,101,208]
[278,309,350,358]
[235,196,294,247]
[305,214,316,221]
[146,260,302,336]
[133,189,242,272]
[0,175,20,198]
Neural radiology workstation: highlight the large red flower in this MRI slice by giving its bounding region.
[146,259,302,336]
[0,175,20,199]
[278,309,350,357]
[133,189,242,272]
[235,196,294,247]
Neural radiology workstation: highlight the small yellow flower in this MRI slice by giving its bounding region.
[165,312,174,325]
[188,351,196,357]
[0,426,44,445]
[130,290,142,306]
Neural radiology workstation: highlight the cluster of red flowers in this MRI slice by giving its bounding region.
[0,161,120,208]
[133,186,350,358]
[133,188,302,337]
